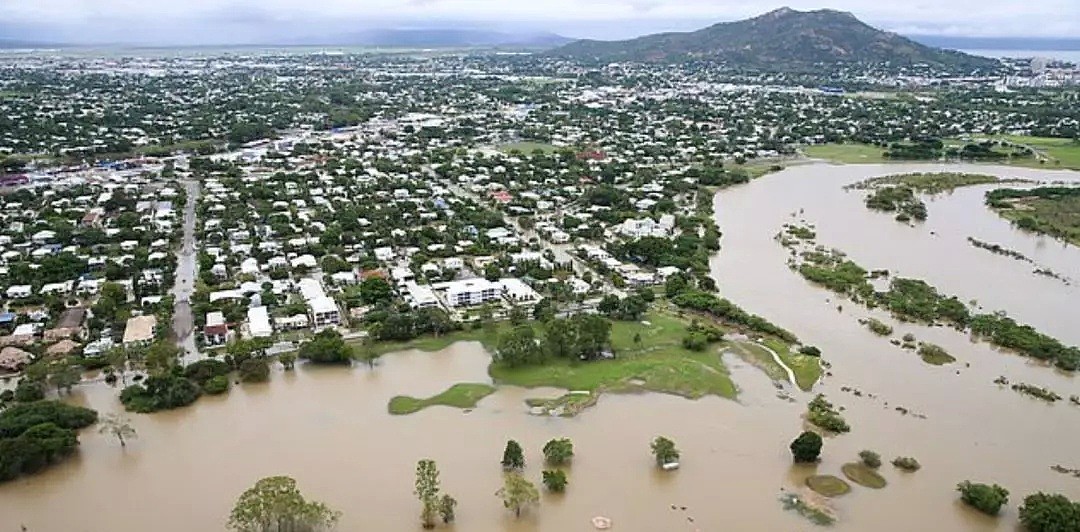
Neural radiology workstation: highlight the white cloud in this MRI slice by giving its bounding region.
[2,0,1078,39]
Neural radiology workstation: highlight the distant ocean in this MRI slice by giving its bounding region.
[964,49,1080,63]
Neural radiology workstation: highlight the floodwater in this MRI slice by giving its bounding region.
[2,162,1080,531]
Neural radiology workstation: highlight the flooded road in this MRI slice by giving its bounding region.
[172,179,200,364]
[2,163,1079,531]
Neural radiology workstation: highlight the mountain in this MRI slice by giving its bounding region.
[552,7,1000,71]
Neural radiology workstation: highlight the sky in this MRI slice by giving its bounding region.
[1,0,1078,45]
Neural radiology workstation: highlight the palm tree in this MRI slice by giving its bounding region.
[98,413,137,447]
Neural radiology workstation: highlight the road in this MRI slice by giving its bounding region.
[171,178,202,364]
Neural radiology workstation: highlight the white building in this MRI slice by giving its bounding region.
[403,282,440,309]
[436,278,501,308]
[310,296,341,328]
[248,306,273,338]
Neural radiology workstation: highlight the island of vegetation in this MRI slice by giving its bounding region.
[388,383,497,415]
[782,231,1080,371]
[986,186,1080,247]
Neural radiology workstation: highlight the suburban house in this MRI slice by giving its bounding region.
[203,311,229,345]
[122,315,157,346]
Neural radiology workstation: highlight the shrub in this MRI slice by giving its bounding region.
[119,374,201,413]
[799,345,822,357]
[892,456,921,472]
[651,436,680,466]
[859,450,882,469]
[542,438,574,466]
[790,431,823,463]
[806,395,850,433]
[542,470,567,492]
[1018,492,1080,532]
[203,375,229,395]
[957,481,1009,516]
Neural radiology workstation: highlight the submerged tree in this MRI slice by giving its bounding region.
[650,436,680,467]
[502,440,525,470]
[227,476,340,532]
[790,431,823,463]
[97,413,137,447]
[496,472,540,518]
[542,470,568,492]
[438,494,457,524]
[542,438,574,466]
[415,459,441,529]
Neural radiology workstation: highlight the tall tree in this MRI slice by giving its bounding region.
[415,459,441,529]
[97,413,137,447]
[496,472,540,518]
[438,495,457,525]
[502,440,525,471]
[227,476,340,532]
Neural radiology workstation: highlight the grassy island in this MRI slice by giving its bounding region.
[388,383,496,415]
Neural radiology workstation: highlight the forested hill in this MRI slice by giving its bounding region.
[551,7,1001,72]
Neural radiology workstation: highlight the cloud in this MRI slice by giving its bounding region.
[1,0,1077,43]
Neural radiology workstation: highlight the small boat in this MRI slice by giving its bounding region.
[662,461,680,471]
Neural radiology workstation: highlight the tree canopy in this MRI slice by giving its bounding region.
[227,476,340,532]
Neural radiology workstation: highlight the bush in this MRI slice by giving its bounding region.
[0,401,98,438]
[790,431,823,463]
[183,359,231,385]
[13,380,45,403]
[892,456,921,471]
[120,374,201,413]
[1019,492,1080,532]
[543,438,574,466]
[957,481,1009,516]
[799,345,822,357]
[859,450,882,469]
[0,401,97,483]
[682,333,708,351]
[203,375,229,395]
[542,470,568,492]
[298,329,354,364]
[806,395,850,433]
[238,358,270,383]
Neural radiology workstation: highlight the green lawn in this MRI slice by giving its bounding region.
[355,327,502,358]
[762,337,822,391]
[804,143,888,164]
[491,310,737,399]
[727,341,790,382]
[498,141,560,155]
[387,383,496,415]
[982,135,1080,170]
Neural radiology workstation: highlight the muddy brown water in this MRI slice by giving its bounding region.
[2,163,1079,531]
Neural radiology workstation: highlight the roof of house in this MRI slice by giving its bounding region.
[122,315,157,344]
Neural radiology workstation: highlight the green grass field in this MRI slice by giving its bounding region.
[762,337,822,391]
[806,475,852,497]
[804,143,888,164]
[842,463,888,489]
[982,135,1080,170]
[491,311,738,399]
[498,141,560,155]
[387,383,496,415]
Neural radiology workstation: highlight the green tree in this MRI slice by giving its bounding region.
[415,459,441,529]
[13,380,44,402]
[1019,493,1080,532]
[542,438,574,466]
[97,413,137,447]
[651,436,680,467]
[227,476,340,532]
[279,352,297,370]
[359,277,393,305]
[542,470,568,492]
[47,360,82,395]
[502,439,525,470]
[496,472,539,518]
[790,431,823,463]
[495,326,544,368]
[957,481,1009,516]
[145,340,180,374]
[438,494,457,524]
[298,329,353,365]
[239,358,270,383]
